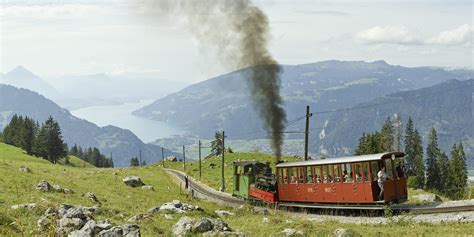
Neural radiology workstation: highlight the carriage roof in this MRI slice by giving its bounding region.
[275,151,405,168]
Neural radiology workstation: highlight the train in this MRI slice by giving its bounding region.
[232,152,408,205]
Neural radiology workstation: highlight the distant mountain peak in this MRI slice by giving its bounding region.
[6,65,38,79]
[371,60,388,65]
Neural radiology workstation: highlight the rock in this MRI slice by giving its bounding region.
[36,180,53,192]
[413,194,442,202]
[164,156,178,162]
[334,228,356,237]
[52,184,64,192]
[164,214,173,220]
[95,220,113,232]
[37,216,51,231]
[262,218,269,223]
[172,216,194,236]
[98,226,123,237]
[279,228,304,236]
[19,166,30,172]
[157,200,196,213]
[11,203,36,210]
[123,176,145,187]
[64,189,74,194]
[86,192,101,205]
[213,219,230,232]
[258,209,269,215]
[127,214,149,222]
[193,218,213,233]
[69,229,92,237]
[141,185,154,191]
[215,210,235,217]
[58,217,85,236]
[122,224,140,237]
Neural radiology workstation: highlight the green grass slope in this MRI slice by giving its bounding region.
[1,143,472,236]
[57,156,96,168]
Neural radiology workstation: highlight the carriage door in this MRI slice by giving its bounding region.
[383,158,397,201]
[351,163,367,202]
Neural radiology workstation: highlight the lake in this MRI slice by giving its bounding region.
[71,100,184,143]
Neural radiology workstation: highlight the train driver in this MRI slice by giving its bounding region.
[377,166,387,200]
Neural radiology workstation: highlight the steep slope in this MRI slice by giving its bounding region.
[134,60,473,139]
[0,84,178,166]
[314,79,474,158]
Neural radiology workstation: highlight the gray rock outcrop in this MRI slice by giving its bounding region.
[123,176,145,187]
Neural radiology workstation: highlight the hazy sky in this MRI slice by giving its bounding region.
[1,0,472,83]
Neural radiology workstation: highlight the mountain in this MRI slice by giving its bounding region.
[133,60,473,140]
[0,66,62,101]
[314,79,474,158]
[48,73,188,109]
[0,84,179,166]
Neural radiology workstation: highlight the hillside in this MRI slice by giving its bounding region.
[1,142,472,236]
[315,79,474,159]
[133,60,473,142]
[0,84,179,166]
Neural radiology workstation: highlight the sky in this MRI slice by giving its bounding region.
[1,0,472,83]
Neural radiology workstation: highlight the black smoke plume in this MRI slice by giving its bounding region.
[141,0,287,160]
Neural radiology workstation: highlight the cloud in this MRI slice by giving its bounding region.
[355,25,422,45]
[0,3,110,20]
[427,24,473,46]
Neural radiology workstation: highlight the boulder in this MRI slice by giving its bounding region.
[413,194,442,202]
[11,203,36,210]
[19,166,31,172]
[147,206,160,213]
[334,228,357,237]
[123,176,145,187]
[141,185,154,191]
[36,180,53,192]
[213,219,230,232]
[37,215,51,231]
[164,214,173,220]
[215,210,235,217]
[98,226,123,237]
[193,217,214,233]
[172,216,194,236]
[64,188,74,194]
[122,224,140,237]
[52,184,64,192]
[69,229,92,237]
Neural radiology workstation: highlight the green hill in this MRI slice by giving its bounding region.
[58,156,96,168]
[0,143,471,236]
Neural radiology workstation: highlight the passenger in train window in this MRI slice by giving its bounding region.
[307,175,313,183]
[323,174,328,183]
[315,175,321,183]
[396,165,404,179]
[377,166,387,200]
[290,175,297,184]
[355,173,362,182]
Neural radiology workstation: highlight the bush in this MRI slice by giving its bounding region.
[407,176,423,189]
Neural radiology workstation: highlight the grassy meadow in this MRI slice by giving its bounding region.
[1,143,473,236]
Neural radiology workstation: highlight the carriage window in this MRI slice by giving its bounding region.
[322,165,330,183]
[277,169,283,184]
[362,162,370,181]
[314,166,322,183]
[371,161,379,181]
[288,167,298,184]
[306,166,314,183]
[342,163,353,182]
[354,163,363,182]
[298,167,305,183]
[334,164,341,182]
[282,168,288,184]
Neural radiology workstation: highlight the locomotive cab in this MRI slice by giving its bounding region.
[232,161,276,200]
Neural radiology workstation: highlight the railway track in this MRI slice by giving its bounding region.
[165,168,474,215]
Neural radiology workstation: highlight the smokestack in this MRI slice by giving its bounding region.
[141,0,287,160]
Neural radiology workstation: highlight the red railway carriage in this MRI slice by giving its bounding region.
[275,152,407,204]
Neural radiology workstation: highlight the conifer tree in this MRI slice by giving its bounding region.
[426,127,441,190]
[43,116,66,164]
[448,143,468,199]
[130,157,140,167]
[380,117,395,152]
[411,129,425,189]
[211,131,224,156]
[404,118,415,175]
[437,151,449,193]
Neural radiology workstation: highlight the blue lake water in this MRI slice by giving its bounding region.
[71,100,184,143]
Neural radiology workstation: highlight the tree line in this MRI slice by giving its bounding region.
[355,116,468,199]
[1,114,113,168]
[70,145,114,168]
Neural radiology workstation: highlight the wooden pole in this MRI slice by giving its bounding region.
[161,147,165,168]
[304,105,312,161]
[139,150,142,166]
[221,131,225,192]
[183,145,186,172]
[199,140,202,180]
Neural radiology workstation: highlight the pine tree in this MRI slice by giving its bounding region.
[437,151,449,193]
[380,117,394,152]
[404,118,415,175]
[33,124,49,159]
[411,129,425,189]
[43,116,66,164]
[425,127,441,190]
[141,160,147,166]
[211,131,224,156]
[130,157,140,167]
[448,143,468,199]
